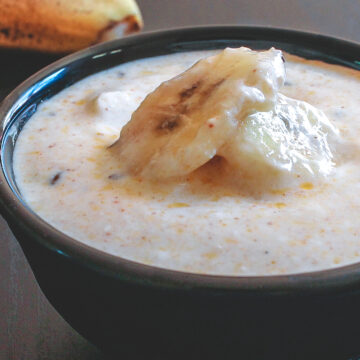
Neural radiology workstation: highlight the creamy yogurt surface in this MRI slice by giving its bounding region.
[13,50,360,276]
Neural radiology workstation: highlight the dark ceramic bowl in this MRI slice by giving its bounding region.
[1,26,360,359]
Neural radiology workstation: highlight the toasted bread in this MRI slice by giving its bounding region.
[0,0,143,53]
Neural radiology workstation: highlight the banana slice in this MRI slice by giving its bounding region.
[111,47,285,179]
[0,0,143,53]
[220,93,339,179]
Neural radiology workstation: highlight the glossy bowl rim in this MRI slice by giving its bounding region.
[2,25,360,295]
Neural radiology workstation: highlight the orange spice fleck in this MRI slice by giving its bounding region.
[168,202,190,208]
[75,99,86,106]
[101,184,114,191]
[226,238,238,244]
[301,182,314,190]
[270,188,288,196]
[29,151,42,156]
[91,204,99,211]
[203,252,218,260]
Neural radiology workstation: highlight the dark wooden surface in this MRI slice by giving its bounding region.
[1,1,360,359]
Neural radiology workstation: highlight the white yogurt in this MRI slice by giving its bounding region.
[13,50,360,275]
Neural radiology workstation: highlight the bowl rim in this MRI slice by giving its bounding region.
[2,25,360,295]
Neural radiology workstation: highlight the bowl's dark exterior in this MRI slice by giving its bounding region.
[2,27,360,359]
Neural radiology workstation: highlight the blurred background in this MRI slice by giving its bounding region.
[1,1,359,359]
[138,0,360,42]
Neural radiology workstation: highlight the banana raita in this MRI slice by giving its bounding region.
[13,49,360,275]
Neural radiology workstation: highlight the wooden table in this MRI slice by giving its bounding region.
[1,1,359,359]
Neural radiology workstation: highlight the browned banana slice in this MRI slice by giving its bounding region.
[0,0,143,53]
[111,47,285,179]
